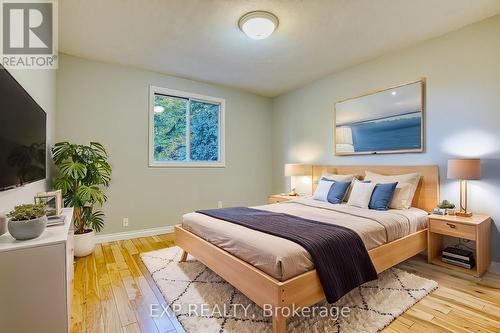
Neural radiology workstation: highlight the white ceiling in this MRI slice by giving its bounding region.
[60,0,500,97]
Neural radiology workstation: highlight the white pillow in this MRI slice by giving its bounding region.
[322,173,357,182]
[322,173,357,201]
[364,171,421,209]
[312,178,334,202]
[347,180,376,209]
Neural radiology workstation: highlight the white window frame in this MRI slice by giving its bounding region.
[148,86,225,168]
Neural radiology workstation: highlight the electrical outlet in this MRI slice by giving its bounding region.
[217,201,223,208]
[123,217,129,227]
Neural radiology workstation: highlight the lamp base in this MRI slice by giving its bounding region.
[456,179,472,218]
[456,211,472,217]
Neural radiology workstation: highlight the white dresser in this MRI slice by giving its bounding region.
[0,208,74,333]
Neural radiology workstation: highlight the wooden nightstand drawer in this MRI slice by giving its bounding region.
[429,219,475,240]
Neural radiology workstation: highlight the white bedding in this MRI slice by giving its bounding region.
[182,197,428,281]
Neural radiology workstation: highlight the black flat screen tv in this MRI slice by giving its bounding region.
[0,65,46,191]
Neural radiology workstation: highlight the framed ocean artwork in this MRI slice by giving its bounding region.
[334,79,425,155]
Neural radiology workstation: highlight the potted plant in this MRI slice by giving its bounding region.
[52,142,111,257]
[7,203,47,240]
[438,199,456,215]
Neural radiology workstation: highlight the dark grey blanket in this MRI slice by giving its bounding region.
[196,207,378,303]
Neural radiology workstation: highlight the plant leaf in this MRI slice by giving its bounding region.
[91,142,108,158]
[76,185,105,205]
[95,162,112,184]
[53,177,73,195]
[51,142,74,164]
[88,211,105,232]
[59,160,87,180]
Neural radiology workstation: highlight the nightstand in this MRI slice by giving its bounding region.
[268,194,301,204]
[427,214,491,277]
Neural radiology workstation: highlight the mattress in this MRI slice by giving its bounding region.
[182,197,428,281]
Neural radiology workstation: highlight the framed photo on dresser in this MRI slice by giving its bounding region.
[35,190,63,216]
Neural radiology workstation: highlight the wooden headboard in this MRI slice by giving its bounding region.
[312,165,440,212]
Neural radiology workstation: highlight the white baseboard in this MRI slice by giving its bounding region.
[95,225,174,243]
[488,261,500,274]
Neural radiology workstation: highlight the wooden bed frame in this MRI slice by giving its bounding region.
[175,165,439,333]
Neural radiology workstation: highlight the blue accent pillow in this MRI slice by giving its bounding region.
[327,180,352,204]
[369,182,398,210]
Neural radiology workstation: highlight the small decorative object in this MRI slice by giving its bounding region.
[334,79,425,155]
[7,203,47,240]
[35,190,63,216]
[438,200,455,210]
[447,209,456,216]
[0,214,7,236]
[52,141,112,257]
[438,199,455,215]
[284,163,312,196]
[47,214,66,227]
[432,208,446,215]
[447,159,481,217]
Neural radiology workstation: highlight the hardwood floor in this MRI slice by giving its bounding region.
[71,235,500,333]
[71,234,184,333]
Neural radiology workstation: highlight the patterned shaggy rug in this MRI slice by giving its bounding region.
[141,246,437,333]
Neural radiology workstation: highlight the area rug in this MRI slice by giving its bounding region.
[141,246,437,333]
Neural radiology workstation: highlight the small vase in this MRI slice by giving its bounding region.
[8,215,47,240]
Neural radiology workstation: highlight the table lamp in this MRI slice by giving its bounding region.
[284,164,312,196]
[447,159,480,217]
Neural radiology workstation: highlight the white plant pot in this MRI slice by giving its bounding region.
[74,230,96,257]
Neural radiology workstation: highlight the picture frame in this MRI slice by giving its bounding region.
[334,79,426,156]
[35,190,63,216]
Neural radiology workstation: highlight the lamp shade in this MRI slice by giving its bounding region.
[284,164,312,177]
[447,159,481,180]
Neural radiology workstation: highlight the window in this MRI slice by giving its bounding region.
[149,86,225,167]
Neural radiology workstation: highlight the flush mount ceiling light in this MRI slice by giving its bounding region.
[238,11,279,40]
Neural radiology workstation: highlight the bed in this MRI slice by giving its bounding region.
[175,165,439,333]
